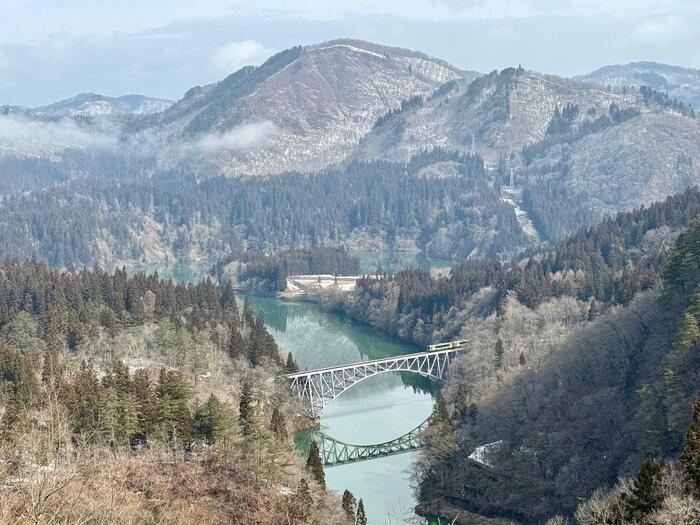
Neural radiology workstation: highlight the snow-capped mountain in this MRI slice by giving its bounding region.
[577,62,700,108]
[31,93,173,119]
[135,39,473,175]
[352,67,640,166]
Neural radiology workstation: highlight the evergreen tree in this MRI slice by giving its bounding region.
[518,351,526,366]
[125,281,145,324]
[453,383,470,421]
[194,394,236,444]
[622,458,665,520]
[674,312,700,350]
[98,387,121,447]
[306,440,326,489]
[688,285,700,321]
[71,360,101,436]
[243,405,282,479]
[291,478,313,522]
[356,499,368,525]
[270,406,288,441]
[588,298,599,321]
[242,297,255,327]
[131,368,158,439]
[285,352,299,373]
[494,338,504,370]
[41,327,64,390]
[238,382,253,435]
[341,489,356,522]
[681,398,700,495]
[228,326,247,360]
[433,391,449,422]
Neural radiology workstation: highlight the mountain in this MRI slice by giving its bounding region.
[523,111,700,240]
[353,67,700,241]
[334,186,700,523]
[2,41,700,265]
[30,92,173,119]
[136,39,472,176]
[352,67,640,166]
[577,61,700,108]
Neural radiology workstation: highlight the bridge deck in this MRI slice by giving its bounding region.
[286,347,464,378]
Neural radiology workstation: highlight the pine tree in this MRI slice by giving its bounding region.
[518,351,526,366]
[291,478,313,522]
[494,338,504,370]
[270,406,288,441]
[432,391,449,422]
[356,498,368,525]
[238,382,253,435]
[285,352,299,373]
[453,383,469,422]
[688,285,700,321]
[41,326,64,390]
[306,440,326,489]
[622,458,665,520]
[242,297,255,327]
[194,394,236,444]
[674,312,700,350]
[681,398,700,495]
[98,387,121,447]
[588,297,599,321]
[125,281,145,324]
[341,489,356,522]
[228,325,246,360]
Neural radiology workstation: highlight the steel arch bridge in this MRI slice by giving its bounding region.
[286,348,463,418]
[310,418,430,467]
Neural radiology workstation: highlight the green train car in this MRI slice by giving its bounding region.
[427,340,468,352]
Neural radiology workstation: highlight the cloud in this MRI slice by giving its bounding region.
[210,40,272,74]
[0,115,116,155]
[196,121,279,152]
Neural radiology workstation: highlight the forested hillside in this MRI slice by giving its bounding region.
[0,150,529,267]
[310,186,700,521]
[354,66,700,243]
[211,247,361,293]
[414,210,700,523]
[0,260,357,524]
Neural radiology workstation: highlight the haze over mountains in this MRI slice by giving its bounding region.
[1,39,699,265]
[578,61,700,109]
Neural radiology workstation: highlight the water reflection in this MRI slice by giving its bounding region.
[128,258,440,524]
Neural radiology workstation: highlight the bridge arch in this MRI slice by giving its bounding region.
[307,418,431,467]
[287,348,462,418]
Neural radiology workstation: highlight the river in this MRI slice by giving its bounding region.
[129,251,458,524]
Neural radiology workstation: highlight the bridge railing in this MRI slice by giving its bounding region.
[285,347,464,379]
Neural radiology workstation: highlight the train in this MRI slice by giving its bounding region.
[427,340,468,352]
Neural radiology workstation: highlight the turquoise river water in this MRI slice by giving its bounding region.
[129,252,457,524]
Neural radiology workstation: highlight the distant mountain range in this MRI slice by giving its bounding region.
[2,93,172,120]
[133,39,474,175]
[577,61,700,108]
[1,40,700,259]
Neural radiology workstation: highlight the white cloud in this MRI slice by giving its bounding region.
[211,40,272,74]
[196,121,278,152]
[0,115,116,155]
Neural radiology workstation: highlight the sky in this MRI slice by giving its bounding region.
[1,0,699,106]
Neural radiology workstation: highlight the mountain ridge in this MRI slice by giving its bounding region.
[577,61,700,108]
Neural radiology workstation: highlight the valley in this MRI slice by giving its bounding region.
[1,29,700,525]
